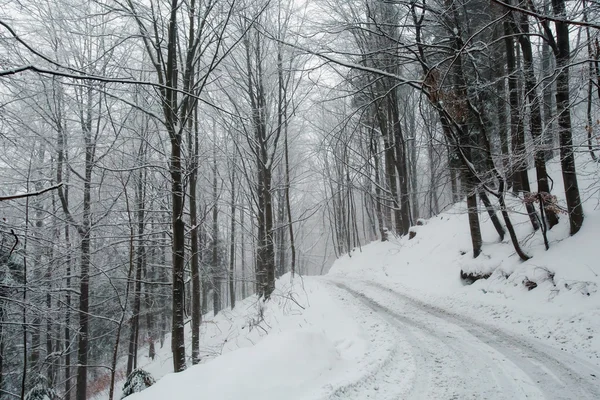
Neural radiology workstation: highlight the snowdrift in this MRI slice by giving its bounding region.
[99,275,388,400]
[125,329,342,400]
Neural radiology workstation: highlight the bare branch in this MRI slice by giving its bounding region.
[0,182,64,201]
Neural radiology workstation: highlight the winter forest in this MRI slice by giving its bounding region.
[0,0,598,397]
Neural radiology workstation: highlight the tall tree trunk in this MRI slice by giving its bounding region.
[504,21,520,192]
[126,174,144,375]
[245,30,277,299]
[74,84,96,400]
[552,0,584,234]
[389,91,412,234]
[377,106,403,236]
[22,190,30,400]
[29,142,47,379]
[542,0,555,161]
[159,0,187,373]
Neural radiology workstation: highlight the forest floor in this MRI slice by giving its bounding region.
[103,157,600,400]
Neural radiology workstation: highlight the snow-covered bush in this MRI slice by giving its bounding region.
[121,368,156,399]
[24,375,57,400]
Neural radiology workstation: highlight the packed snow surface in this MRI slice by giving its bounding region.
[106,157,600,399]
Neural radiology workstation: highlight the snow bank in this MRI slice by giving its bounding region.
[100,274,380,400]
[126,329,342,400]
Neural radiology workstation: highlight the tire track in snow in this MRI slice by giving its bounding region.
[330,279,600,399]
[323,282,417,400]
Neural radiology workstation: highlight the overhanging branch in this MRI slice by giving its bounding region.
[0,182,63,201]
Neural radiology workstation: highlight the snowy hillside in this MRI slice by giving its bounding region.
[108,158,600,399]
[325,157,600,366]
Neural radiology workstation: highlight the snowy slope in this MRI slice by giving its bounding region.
[125,329,342,400]
[329,156,600,364]
[111,156,600,399]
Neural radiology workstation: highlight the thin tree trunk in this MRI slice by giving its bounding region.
[240,206,247,299]
[479,190,505,241]
[212,133,221,315]
[201,221,208,315]
[371,130,386,241]
[466,185,482,258]
[22,180,30,399]
[425,110,439,216]
[264,168,276,298]
[408,114,419,221]
[229,159,236,309]
[514,14,559,228]
[504,21,540,230]
[109,186,136,400]
[64,223,72,400]
[584,2,598,162]
[143,259,155,360]
[283,112,296,277]
[496,68,511,180]
[378,108,403,236]
[159,227,168,348]
[0,303,4,396]
[190,105,201,365]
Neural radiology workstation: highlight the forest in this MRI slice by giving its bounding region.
[0,0,598,398]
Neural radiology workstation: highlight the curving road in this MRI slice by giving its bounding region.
[326,279,600,400]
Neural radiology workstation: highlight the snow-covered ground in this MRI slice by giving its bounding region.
[99,276,393,400]
[105,157,600,399]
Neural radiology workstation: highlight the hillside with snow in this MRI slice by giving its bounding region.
[104,157,600,400]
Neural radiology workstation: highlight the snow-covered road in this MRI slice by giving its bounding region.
[326,278,600,400]
[120,274,600,400]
